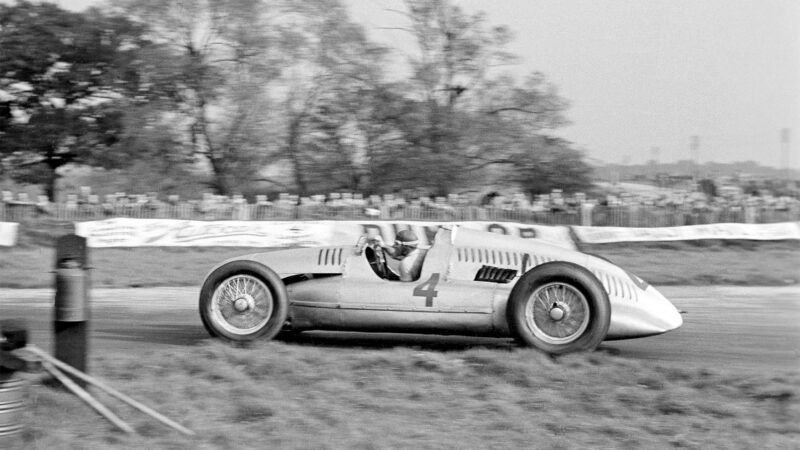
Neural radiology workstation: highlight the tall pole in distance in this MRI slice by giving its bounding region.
[690,135,700,182]
[781,128,791,180]
[651,147,661,186]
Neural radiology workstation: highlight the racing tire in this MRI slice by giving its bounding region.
[507,262,610,354]
[199,261,289,342]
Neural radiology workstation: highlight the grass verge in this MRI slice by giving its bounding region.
[17,341,800,449]
[2,239,798,288]
[578,240,800,286]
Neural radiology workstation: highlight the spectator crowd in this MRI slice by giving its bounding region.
[2,186,799,227]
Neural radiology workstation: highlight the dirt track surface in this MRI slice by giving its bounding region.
[1,286,798,373]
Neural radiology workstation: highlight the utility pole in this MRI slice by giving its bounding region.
[781,128,791,180]
[620,155,631,183]
[690,135,700,182]
[651,147,661,187]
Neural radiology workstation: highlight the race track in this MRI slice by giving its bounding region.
[1,286,798,373]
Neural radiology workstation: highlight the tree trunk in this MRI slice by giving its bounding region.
[286,115,308,196]
[45,170,58,202]
[193,92,233,196]
[44,144,60,201]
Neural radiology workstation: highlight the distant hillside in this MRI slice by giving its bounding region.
[592,160,800,181]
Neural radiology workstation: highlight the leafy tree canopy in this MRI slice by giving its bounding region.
[1,0,594,200]
[0,1,151,199]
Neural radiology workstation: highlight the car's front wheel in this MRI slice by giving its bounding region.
[507,262,610,354]
[199,261,288,342]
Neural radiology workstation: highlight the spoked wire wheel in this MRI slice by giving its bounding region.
[526,282,590,345]
[506,262,610,354]
[211,274,274,336]
[199,261,288,342]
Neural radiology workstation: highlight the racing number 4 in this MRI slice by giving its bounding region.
[413,273,440,307]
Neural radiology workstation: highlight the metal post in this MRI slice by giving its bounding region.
[690,135,700,181]
[580,203,594,227]
[54,235,89,384]
[781,128,791,180]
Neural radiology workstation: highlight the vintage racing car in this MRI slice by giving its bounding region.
[199,226,682,354]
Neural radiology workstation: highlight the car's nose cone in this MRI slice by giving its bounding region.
[646,285,683,331]
[606,285,683,339]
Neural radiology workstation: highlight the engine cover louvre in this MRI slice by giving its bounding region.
[473,265,517,284]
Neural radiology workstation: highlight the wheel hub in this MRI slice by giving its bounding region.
[549,305,566,321]
[233,296,253,313]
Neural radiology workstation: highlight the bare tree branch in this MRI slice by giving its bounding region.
[486,107,540,115]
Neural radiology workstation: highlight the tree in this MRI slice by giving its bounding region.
[391,0,513,194]
[94,0,591,199]
[113,0,402,197]
[113,0,289,195]
[277,0,393,195]
[508,137,594,196]
[462,72,587,192]
[0,1,151,199]
[390,0,584,196]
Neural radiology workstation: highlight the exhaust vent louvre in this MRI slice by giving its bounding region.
[474,265,517,284]
[317,248,344,266]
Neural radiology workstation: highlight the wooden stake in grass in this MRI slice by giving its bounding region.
[41,360,135,435]
[25,345,195,436]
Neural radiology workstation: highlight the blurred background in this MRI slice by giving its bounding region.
[1,0,798,225]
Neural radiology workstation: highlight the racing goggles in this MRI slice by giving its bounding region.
[395,239,419,247]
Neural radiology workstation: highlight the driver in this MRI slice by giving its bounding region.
[371,229,427,281]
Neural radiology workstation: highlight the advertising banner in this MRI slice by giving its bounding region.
[73,219,577,249]
[74,219,800,248]
[74,219,334,248]
[343,221,576,250]
[0,222,18,247]
[571,221,800,244]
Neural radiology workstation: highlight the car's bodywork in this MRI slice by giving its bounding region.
[199,226,682,353]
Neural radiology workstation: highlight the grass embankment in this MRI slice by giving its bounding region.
[5,220,800,448]
[2,217,798,287]
[19,342,799,449]
[579,240,800,286]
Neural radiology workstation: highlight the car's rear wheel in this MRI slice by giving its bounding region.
[199,261,288,342]
[507,262,610,354]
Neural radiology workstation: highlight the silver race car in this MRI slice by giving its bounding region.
[199,226,682,354]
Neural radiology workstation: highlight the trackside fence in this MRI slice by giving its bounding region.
[2,201,798,226]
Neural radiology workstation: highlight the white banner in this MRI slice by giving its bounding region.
[0,222,18,247]
[345,221,576,250]
[74,219,334,248]
[571,222,800,244]
[73,219,577,249]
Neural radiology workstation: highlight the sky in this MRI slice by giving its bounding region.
[346,0,800,169]
[39,0,800,168]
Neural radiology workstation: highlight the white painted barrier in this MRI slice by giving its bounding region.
[0,222,18,247]
[73,219,578,249]
[8,219,796,249]
[74,219,334,248]
[340,221,576,250]
[571,222,800,244]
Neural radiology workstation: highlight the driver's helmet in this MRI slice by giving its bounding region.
[395,229,419,248]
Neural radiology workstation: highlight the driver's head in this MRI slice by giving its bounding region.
[394,229,419,257]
